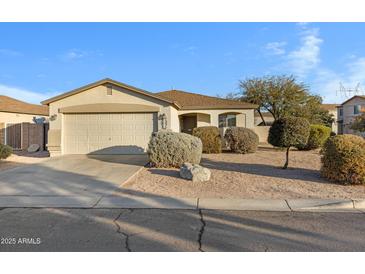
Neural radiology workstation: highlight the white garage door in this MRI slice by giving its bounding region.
[63,113,157,154]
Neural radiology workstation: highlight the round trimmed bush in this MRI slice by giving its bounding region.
[224,127,259,154]
[296,124,331,150]
[268,117,310,169]
[321,135,365,185]
[0,144,12,160]
[147,131,202,168]
[192,126,222,154]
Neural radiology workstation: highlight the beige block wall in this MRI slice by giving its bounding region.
[0,112,48,124]
[253,126,270,143]
[0,123,4,144]
[47,84,175,155]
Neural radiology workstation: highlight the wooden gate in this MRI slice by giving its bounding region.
[5,123,22,150]
[4,123,48,151]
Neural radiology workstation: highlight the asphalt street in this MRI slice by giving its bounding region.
[0,208,364,251]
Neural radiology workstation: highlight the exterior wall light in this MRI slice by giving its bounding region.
[50,114,57,121]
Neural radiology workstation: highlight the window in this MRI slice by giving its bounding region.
[354,105,361,114]
[219,114,237,127]
[339,108,343,116]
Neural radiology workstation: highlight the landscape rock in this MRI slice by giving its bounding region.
[180,162,211,182]
[27,144,40,153]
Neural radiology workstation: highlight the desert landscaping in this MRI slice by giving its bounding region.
[125,146,365,199]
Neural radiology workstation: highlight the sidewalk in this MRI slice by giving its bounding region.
[0,196,364,213]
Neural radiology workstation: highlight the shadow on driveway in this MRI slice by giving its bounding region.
[0,154,147,197]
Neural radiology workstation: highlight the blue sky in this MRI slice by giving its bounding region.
[1,22,365,104]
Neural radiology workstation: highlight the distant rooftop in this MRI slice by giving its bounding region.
[0,95,48,116]
[321,104,339,111]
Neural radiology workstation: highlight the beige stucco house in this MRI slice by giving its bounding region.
[337,95,365,135]
[41,78,257,156]
[0,95,49,148]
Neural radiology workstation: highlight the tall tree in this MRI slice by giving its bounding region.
[291,94,335,127]
[237,75,331,125]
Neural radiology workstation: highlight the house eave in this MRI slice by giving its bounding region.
[41,78,181,109]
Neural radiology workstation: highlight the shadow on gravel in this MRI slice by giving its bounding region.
[147,169,181,178]
[201,158,329,184]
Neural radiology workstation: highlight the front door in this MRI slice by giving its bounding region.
[181,116,197,134]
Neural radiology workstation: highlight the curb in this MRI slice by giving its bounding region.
[120,166,145,187]
[0,197,364,212]
[198,198,289,211]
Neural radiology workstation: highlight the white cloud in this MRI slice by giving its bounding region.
[63,49,88,61]
[265,41,287,55]
[184,46,198,55]
[61,49,103,61]
[264,24,365,103]
[312,58,365,103]
[286,27,323,78]
[0,84,55,104]
[0,49,22,57]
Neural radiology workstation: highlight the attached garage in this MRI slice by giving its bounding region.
[42,79,178,156]
[63,112,158,154]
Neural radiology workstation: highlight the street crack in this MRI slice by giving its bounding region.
[113,210,132,252]
[285,200,293,212]
[198,209,206,252]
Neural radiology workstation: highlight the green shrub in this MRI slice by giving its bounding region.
[147,131,202,168]
[0,144,12,160]
[321,135,365,185]
[268,117,310,169]
[296,124,331,150]
[224,127,259,154]
[192,126,222,154]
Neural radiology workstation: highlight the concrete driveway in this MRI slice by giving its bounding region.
[0,155,147,199]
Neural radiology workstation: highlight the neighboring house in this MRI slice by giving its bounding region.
[254,111,275,126]
[337,95,365,135]
[320,104,339,134]
[255,105,338,132]
[41,78,257,156]
[0,95,49,148]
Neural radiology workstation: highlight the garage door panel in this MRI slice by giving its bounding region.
[63,113,157,154]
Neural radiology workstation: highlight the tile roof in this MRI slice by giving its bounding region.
[320,104,339,111]
[0,95,49,116]
[340,95,365,106]
[156,90,258,110]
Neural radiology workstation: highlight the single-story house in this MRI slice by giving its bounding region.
[0,95,49,148]
[41,78,258,156]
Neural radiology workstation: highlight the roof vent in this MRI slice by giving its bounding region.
[107,84,112,95]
